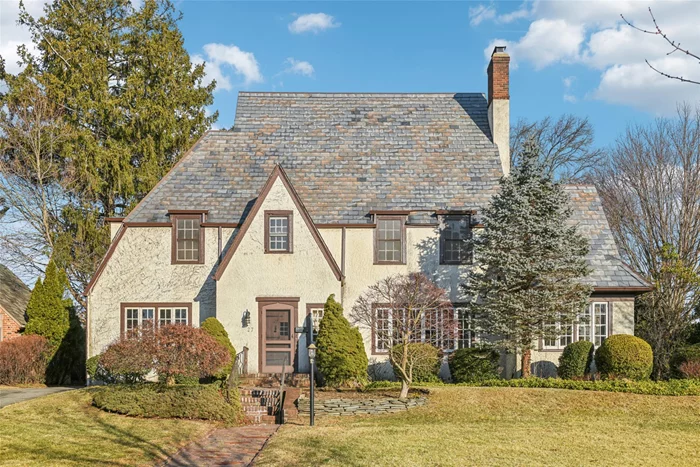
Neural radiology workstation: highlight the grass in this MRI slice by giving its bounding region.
[257,386,700,466]
[0,389,213,466]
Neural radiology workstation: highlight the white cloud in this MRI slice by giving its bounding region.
[288,13,340,34]
[284,58,314,77]
[469,4,496,26]
[479,0,700,114]
[0,0,47,75]
[563,76,577,103]
[195,43,263,91]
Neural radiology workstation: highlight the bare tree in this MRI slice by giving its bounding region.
[510,115,605,182]
[622,7,700,85]
[351,273,453,398]
[595,105,700,378]
[0,81,70,285]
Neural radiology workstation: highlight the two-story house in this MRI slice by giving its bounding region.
[85,47,651,378]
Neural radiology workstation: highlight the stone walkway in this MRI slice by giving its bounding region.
[162,425,279,467]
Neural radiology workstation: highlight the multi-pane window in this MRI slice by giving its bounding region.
[376,217,404,263]
[265,212,292,253]
[123,304,189,336]
[173,216,203,264]
[124,307,155,334]
[373,305,475,354]
[543,303,610,350]
[440,216,472,264]
[159,307,189,326]
[308,307,325,342]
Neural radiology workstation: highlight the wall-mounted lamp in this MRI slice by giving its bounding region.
[242,309,251,327]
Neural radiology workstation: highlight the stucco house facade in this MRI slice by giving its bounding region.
[85,47,651,378]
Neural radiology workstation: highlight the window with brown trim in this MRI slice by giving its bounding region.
[374,216,406,264]
[171,214,205,264]
[440,215,472,265]
[264,211,293,253]
[120,303,192,337]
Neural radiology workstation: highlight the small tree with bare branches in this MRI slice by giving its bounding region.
[622,7,700,85]
[351,273,453,398]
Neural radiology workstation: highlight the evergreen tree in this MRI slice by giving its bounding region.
[2,0,217,306]
[201,318,236,381]
[25,261,71,348]
[464,139,592,377]
[316,295,368,388]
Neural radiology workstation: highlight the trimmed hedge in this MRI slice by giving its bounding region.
[0,335,52,385]
[470,377,700,396]
[92,384,244,424]
[595,335,653,380]
[390,343,441,383]
[448,348,500,383]
[200,318,236,380]
[558,341,594,379]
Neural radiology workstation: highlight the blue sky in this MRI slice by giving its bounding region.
[174,1,700,148]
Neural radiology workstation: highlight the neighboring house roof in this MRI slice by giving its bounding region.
[125,92,504,224]
[0,264,31,326]
[566,186,652,291]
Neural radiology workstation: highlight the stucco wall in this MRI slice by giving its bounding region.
[215,178,342,374]
[88,225,232,357]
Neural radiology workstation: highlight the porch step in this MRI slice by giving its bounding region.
[238,387,301,425]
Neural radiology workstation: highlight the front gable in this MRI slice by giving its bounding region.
[214,165,342,282]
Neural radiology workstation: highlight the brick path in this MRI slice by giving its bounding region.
[162,425,278,467]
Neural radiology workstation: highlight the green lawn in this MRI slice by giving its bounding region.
[257,387,700,466]
[0,389,213,466]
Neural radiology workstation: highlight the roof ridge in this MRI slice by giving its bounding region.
[237,91,486,97]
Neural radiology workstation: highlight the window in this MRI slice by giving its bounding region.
[372,304,476,354]
[264,211,292,253]
[121,303,191,336]
[542,302,610,350]
[171,214,204,264]
[375,217,405,264]
[307,305,325,343]
[440,215,472,264]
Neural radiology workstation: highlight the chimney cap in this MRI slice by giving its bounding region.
[492,45,507,56]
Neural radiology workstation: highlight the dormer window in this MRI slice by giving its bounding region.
[170,211,206,264]
[265,211,293,253]
[440,215,472,265]
[374,216,406,264]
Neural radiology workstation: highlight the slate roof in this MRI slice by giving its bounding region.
[124,92,649,290]
[126,92,504,224]
[0,264,31,326]
[566,186,651,289]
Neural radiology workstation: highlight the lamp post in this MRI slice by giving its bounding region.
[307,343,316,426]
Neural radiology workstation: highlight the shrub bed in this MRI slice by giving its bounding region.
[0,335,52,385]
[92,384,244,424]
[449,348,500,383]
[671,344,700,379]
[558,341,593,379]
[595,335,653,380]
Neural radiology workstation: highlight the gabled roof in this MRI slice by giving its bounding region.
[125,92,503,224]
[0,264,31,326]
[566,186,652,291]
[214,165,342,282]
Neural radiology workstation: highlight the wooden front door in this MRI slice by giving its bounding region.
[259,302,296,373]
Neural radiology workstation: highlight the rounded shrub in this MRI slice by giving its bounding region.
[390,343,441,383]
[448,347,500,383]
[200,318,236,380]
[595,334,653,380]
[558,341,594,380]
[670,344,700,379]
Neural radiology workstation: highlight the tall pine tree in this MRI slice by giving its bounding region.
[25,261,72,348]
[2,0,217,306]
[464,139,592,377]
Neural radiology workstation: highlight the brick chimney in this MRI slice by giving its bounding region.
[487,46,510,176]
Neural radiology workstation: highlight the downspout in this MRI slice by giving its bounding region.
[218,226,223,261]
[341,226,346,306]
[85,293,90,384]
